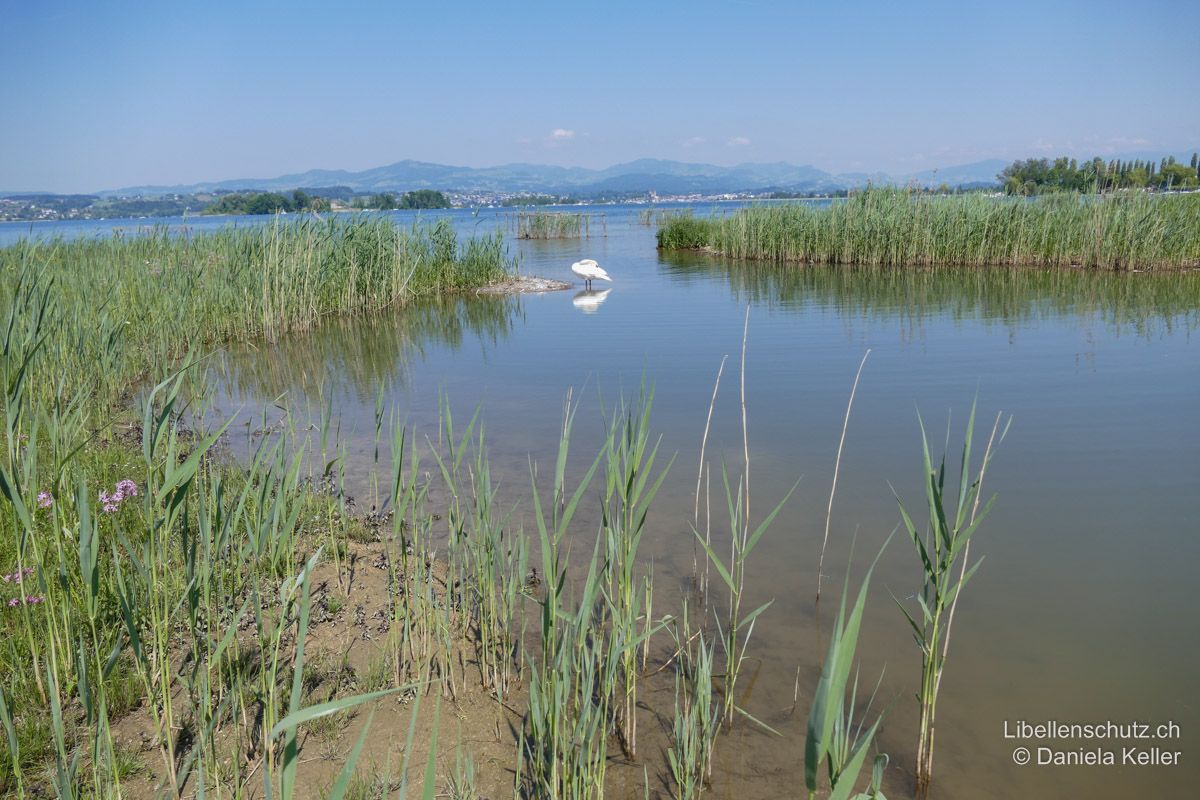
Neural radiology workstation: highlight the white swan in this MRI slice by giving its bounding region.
[572,288,612,314]
[570,258,612,289]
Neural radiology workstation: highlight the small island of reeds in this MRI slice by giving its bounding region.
[2,216,512,354]
[656,188,1200,270]
[515,211,601,239]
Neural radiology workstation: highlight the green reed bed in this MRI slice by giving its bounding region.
[601,388,672,758]
[894,406,1008,798]
[657,189,1200,269]
[515,212,591,239]
[0,216,512,409]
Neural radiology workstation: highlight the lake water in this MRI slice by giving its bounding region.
[15,207,1200,798]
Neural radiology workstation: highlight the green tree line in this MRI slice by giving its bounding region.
[500,194,565,206]
[352,189,451,210]
[204,188,452,215]
[204,189,332,215]
[1000,154,1200,195]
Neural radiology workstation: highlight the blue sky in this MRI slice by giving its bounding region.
[2,0,1197,192]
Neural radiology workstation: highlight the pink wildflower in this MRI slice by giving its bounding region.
[2,567,35,584]
[6,599,16,607]
[37,491,53,509]
[98,480,139,513]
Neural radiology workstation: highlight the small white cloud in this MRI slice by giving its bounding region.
[683,136,706,147]
[727,136,751,147]
[1025,135,1154,157]
[1096,135,1151,150]
[550,128,575,140]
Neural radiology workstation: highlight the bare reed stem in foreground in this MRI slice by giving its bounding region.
[693,356,727,602]
[816,349,870,602]
[740,306,751,538]
[693,310,797,729]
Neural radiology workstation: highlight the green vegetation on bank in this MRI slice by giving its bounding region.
[202,188,453,216]
[1,188,457,222]
[999,153,1200,194]
[351,189,452,210]
[204,189,332,215]
[0,217,514,796]
[501,194,569,206]
[0,194,210,222]
[656,188,1200,269]
[2,216,512,399]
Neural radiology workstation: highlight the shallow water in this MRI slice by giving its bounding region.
[32,206,1200,797]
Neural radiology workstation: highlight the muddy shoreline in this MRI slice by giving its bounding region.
[475,275,572,294]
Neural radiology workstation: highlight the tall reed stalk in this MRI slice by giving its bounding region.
[805,538,891,800]
[817,350,870,602]
[601,386,673,757]
[666,602,719,800]
[520,395,611,799]
[693,313,797,727]
[894,404,1008,796]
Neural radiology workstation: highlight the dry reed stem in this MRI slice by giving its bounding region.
[694,355,728,601]
[816,349,871,602]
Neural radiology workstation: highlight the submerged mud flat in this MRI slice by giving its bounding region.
[476,275,572,294]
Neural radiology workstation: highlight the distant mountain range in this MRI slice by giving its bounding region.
[97,157,1013,198]
[5,149,1188,200]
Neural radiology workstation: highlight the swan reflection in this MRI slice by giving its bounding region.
[572,288,612,314]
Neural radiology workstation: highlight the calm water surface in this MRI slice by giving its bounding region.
[21,207,1200,798]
